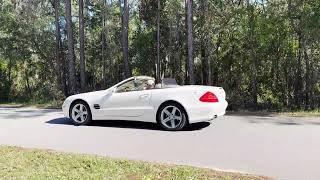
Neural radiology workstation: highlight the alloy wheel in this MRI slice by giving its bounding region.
[71,103,88,123]
[160,105,183,129]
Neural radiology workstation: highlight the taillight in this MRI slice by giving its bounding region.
[199,92,219,103]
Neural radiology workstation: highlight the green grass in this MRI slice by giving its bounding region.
[0,146,269,180]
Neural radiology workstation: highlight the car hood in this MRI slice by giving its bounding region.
[72,89,108,98]
[65,88,112,105]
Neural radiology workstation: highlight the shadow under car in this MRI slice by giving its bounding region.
[46,118,211,131]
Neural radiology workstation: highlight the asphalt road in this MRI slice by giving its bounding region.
[0,107,319,180]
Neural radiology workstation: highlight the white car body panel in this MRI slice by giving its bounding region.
[62,76,228,124]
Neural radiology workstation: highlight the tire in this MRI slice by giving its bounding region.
[157,102,188,131]
[69,101,92,126]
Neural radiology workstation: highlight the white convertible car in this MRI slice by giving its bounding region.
[62,76,228,130]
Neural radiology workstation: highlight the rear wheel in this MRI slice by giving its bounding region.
[157,103,187,131]
[69,101,92,126]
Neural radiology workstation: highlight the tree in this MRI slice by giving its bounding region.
[101,0,108,88]
[246,0,258,106]
[51,0,67,96]
[121,0,131,78]
[79,0,86,91]
[199,0,208,85]
[186,0,194,84]
[65,0,76,95]
[155,0,161,83]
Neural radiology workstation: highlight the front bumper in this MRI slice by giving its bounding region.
[62,100,71,118]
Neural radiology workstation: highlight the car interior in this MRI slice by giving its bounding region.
[115,77,179,93]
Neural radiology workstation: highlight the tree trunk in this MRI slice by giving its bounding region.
[186,0,195,85]
[53,0,62,91]
[24,64,32,98]
[200,0,208,85]
[101,0,107,88]
[61,51,68,96]
[247,0,258,106]
[79,0,86,91]
[174,13,183,84]
[288,0,304,109]
[309,47,316,109]
[65,0,76,95]
[155,0,161,83]
[294,33,303,108]
[7,58,13,100]
[184,0,188,85]
[201,44,208,85]
[121,0,131,78]
[52,0,67,96]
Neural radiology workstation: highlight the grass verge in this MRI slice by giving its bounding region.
[0,146,269,180]
[0,99,63,109]
[278,109,320,117]
[228,109,320,117]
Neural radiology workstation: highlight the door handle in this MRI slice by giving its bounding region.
[139,94,149,99]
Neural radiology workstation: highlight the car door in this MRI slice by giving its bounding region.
[100,79,152,117]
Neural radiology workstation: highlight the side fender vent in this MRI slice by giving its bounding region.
[93,104,100,109]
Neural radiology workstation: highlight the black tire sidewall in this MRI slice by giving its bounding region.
[69,101,92,126]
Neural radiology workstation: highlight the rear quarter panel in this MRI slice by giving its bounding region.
[142,87,196,122]
[148,86,228,123]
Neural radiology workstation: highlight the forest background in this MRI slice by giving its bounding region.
[0,0,319,111]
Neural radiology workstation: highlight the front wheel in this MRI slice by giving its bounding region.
[157,103,188,131]
[69,101,92,126]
